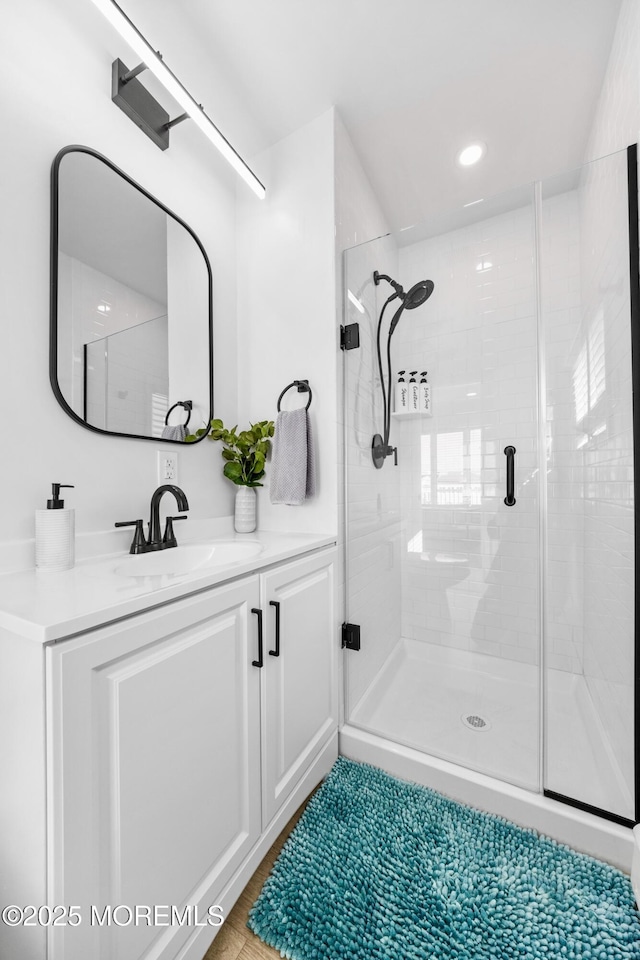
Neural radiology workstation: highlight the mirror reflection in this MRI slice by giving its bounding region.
[52,147,212,442]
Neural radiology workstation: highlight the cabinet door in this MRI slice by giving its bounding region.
[46,578,261,960]
[261,550,337,825]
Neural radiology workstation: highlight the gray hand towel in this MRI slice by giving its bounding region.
[270,408,316,505]
[161,423,187,441]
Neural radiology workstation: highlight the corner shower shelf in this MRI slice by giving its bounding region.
[392,410,432,419]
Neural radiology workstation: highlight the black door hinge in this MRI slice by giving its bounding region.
[340,323,360,351]
[342,622,361,650]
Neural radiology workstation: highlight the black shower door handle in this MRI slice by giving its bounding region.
[269,600,281,657]
[251,607,264,667]
[504,445,516,506]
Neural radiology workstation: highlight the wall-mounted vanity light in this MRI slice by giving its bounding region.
[90,0,266,198]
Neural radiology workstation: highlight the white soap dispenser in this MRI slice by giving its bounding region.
[36,483,75,572]
[395,370,408,413]
[420,371,431,414]
[408,371,419,412]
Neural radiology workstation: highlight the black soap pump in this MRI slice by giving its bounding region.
[35,483,75,572]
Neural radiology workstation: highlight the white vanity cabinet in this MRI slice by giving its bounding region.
[47,577,263,960]
[259,550,337,826]
[38,545,337,960]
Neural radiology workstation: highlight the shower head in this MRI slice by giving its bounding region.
[388,279,435,335]
[374,270,435,331]
[404,279,435,310]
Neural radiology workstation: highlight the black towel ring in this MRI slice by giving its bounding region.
[277,380,312,412]
[165,400,192,427]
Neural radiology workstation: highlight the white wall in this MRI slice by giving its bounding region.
[584,0,640,163]
[236,109,337,534]
[0,0,244,550]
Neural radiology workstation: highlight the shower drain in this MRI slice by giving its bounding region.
[461,713,492,732]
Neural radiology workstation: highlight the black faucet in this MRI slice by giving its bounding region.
[148,484,189,549]
[115,484,189,554]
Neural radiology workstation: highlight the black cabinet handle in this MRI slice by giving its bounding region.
[251,607,263,667]
[269,600,281,657]
[504,445,516,506]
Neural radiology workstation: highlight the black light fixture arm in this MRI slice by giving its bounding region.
[165,112,189,130]
[120,61,148,84]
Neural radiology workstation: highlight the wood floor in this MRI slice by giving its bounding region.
[202,795,311,960]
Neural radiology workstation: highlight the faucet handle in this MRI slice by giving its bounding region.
[162,515,187,548]
[115,519,147,554]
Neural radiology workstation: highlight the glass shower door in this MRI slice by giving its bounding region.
[540,147,637,823]
[343,187,542,791]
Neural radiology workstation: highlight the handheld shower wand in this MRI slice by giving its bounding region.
[372,271,434,469]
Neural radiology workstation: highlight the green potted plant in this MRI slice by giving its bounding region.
[188,419,275,532]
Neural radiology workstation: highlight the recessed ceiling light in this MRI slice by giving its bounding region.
[463,198,484,208]
[457,142,486,167]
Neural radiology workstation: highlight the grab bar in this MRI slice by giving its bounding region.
[504,445,516,506]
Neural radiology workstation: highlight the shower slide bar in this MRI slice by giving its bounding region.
[504,445,516,506]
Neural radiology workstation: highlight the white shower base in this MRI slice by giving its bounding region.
[350,638,539,789]
[344,637,633,869]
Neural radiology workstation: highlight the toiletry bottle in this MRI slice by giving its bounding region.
[395,371,408,413]
[420,371,431,414]
[409,371,419,412]
[36,484,75,572]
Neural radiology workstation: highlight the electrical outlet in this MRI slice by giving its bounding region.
[157,451,178,484]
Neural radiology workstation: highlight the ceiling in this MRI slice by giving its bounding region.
[125,0,621,231]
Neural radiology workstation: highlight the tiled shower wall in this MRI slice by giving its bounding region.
[394,201,541,666]
[344,191,587,677]
[540,190,585,675]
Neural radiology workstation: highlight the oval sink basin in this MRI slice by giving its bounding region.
[115,540,263,578]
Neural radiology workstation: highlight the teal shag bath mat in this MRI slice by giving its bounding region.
[248,757,640,959]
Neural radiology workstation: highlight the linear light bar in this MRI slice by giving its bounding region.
[90,0,266,198]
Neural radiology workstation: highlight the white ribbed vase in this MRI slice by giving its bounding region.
[234,486,257,533]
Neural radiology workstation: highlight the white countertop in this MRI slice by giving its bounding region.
[0,529,336,644]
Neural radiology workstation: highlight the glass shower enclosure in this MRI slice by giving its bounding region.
[342,146,639,825]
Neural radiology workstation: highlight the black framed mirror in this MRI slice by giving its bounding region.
[50,145,213,443]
